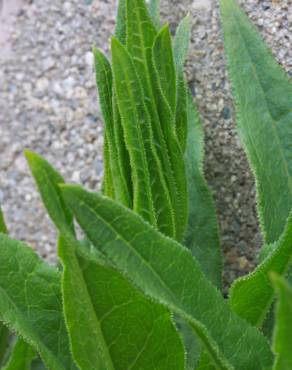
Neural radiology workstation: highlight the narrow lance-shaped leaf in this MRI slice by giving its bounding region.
[112,37,176,237]
[271,273,292,370]
[25,150,74,234]
[126,0,187,240]
[174,15,190,152]
[113,0,134,202]
[115,0,126,44]
[184,95,222,289]
[230,212,292,326]
[153,25,176,113]
[2,338,35,370]
[93,48,131,207]
[0,234,75,370]
[58,236,185,370]
[61,185,274,370]
[174,15,190,74]
[102,133,115,198]
[152,25,188,242]
[112,94,133,204]
[220,0,292,244]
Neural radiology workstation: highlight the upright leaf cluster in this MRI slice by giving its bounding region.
[0,0,291,369]
[95,0,189,242]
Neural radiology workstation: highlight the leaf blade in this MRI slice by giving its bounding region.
[93,48,132,207]
[25,150,74,234]
[0,234,74,370]
[58,236,185,370]
[174,15,190,152]
[112,37,177,237]
[184,95,222,289]
[271,274,292,370]
[220,0,292,244]
[152,26,189,242]
[61,185,274,370]
[126,0,188,240]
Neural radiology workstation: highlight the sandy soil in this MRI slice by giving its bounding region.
[0,0,24,61]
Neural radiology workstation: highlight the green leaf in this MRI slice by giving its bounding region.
[0,234,75,370]
[112,37,177,237]
[220,0,292,244]
[185,95,222,289]
[153,25,176,113]
[102,133,115,198]
[148,0,160,28]
[112,94,133,204]
[25,150,74,234]
[61,185,274,370]
[126,0,188,241]
[174,15,190,74]
[174,15,190,152]
[93,48,132,207]
[271,274,292,370]
[2,338,35,370]
[115,0,126,44]
[58,236,185,370]
[230,212,292,326]
[152,26,189,242]
[0,207,7,235]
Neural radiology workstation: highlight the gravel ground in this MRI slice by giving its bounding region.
[0,0,291,288]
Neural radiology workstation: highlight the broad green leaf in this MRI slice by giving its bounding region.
[152,25,189,242]
[271,274,292,370]
[58,236,185,370]
[185,95,222,289]
[220,0,292,244]
[126,0,187,241]
[61,185,273,370]
[230,212,292,326]
[112,37,177,237]
[148,0,160,28]
[174,15,190,152]
[0,234,75,370]
[2,338,35,370]
[25,150,74,233]
[93,48,131,207]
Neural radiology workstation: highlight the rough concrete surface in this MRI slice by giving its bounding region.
[0,0,291,288]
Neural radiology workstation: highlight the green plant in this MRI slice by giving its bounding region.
[0,0,291,369]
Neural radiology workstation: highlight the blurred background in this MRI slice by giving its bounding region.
[0,0,291,287]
